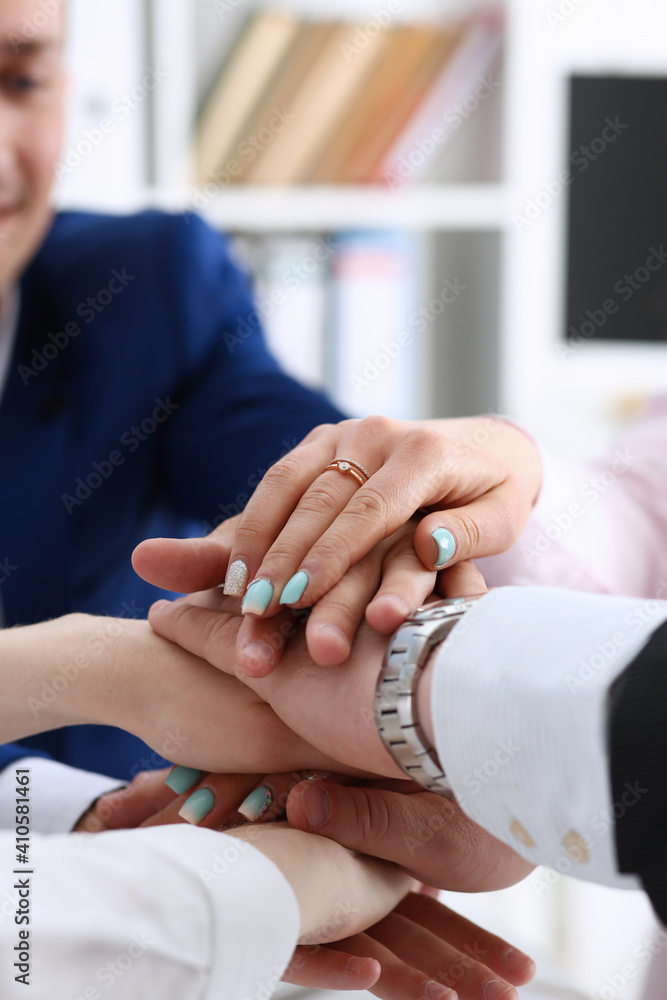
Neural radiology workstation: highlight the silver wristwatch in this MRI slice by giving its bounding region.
[374,596,483,795]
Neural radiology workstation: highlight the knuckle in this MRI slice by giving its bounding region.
[352,788,391,848]
[264,452,305,489]
[205,612,239,655]
[300,421,337,444]
[309,537,349,576]
[405,425,447,459]
[259,542,295,568]
[314,596,351,625]
[452,512,481,556]
[232,518,269,549]
[296,485,341,518]
[346,486,389,527]
[358,413,394,439]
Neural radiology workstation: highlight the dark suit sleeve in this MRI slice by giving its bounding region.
[158,215,346,528]
[608,617,667,924]
[0,743,50,772]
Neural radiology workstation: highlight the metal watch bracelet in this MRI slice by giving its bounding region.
[374,596,483,795]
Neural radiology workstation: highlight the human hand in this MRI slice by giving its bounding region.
[73,766,268,832]
[222,415,539,615]
[134,415,540,669]
[134,519,436,670]
[148,593,405,778]
[13,613,355,776]
[82,767,536,999]
[285,778,534,893]
[151,766,532,895]
[318,892,536,1000]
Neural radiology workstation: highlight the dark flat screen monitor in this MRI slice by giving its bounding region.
[565,74,667,344]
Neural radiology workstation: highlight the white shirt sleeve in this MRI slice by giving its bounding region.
[0,824,300,1000]
[477,396,667,600]
[431,586,667,890]
[0,758,123,833]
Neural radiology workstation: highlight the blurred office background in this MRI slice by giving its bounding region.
[57,0,667,995]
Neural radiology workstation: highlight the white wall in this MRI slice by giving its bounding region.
[502,0,667,458]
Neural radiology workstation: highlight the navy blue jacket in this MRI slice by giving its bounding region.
[1,211,343,779]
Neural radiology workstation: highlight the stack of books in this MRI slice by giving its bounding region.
[195,7,502,188]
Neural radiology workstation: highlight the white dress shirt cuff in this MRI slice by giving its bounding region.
[431,586,667,889]
[0,757,123,834]
[136,827,300,999]
[0,825,300,999]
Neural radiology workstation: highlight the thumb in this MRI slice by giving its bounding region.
[414,485,531,572]
[132,516,240,592]
[286,781,531,891]
[286,780,460,877]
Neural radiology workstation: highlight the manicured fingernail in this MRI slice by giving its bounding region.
[483,981,513,1000]
[279,570,309,605]
[165,765,202,795]
[241,641,274,667]
[224,559,248,597]
[302,783,331,830]
[502,946,532,976]
[425,982,457,1000]
[347,956,374,976]
[179,787,215,825]
[431,527,456,569]
[302,770,333,781]
[241,578,273,615]
[238,786,272,821]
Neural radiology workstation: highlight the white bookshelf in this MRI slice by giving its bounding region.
[182,184,510,231]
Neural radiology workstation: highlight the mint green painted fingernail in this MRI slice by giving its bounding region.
[241,578,273,615]
[165,766,202,795]
[432,528,456,569]
[238,786,273,822]
[279,571,309,605]
[179,787,215,825]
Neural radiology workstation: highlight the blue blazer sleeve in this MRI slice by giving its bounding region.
[0,743,50,772]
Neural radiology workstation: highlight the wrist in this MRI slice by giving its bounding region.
[226,824,411,943]
[8,614,146,738]
[416,657,435,748]
[0,615,100,740]
[374,597,482,794]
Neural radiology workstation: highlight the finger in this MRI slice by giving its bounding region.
[236,772,305,823]
[413,484,532,573]
[435,562,488,599]
[303,547,383,666]
[286,782,532,891]
[283,942,380,991]
[224,427,340,598]
[396,895,536,987]
[370,909,520,1000]
[95,768,173,829]
[142,773,262,830]
[148,598,242,676]
[333,931,457,1000]
[271,423,499,612]
[241,456,387,618]
[132,524,237,594]
[236,771,361,825]
[366,533,437,634]
[234,606,305,677]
